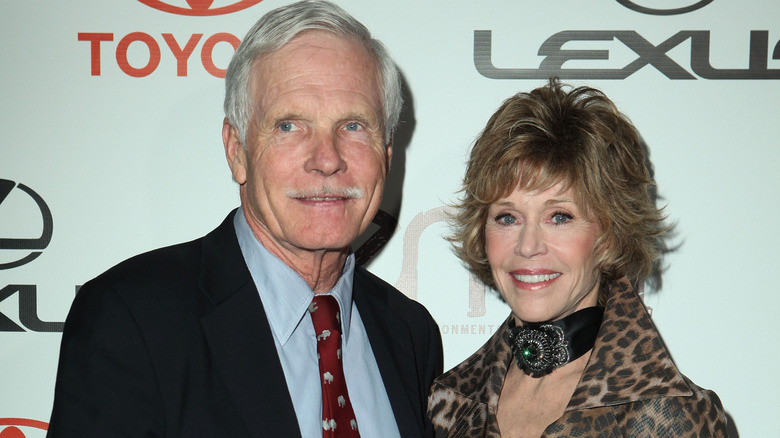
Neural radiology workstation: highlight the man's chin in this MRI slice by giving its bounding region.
[288,234,359,254]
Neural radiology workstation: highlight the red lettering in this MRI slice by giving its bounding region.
[77,33,114,76]
[201,33,241,78]
[116,32,161,78]
[80,32,241,77]
[162,33,203,77]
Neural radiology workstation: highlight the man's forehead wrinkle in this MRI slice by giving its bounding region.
[295,41,334,62]
[244,30,384,139]
[254,57,375,94]
[254,82,381,122]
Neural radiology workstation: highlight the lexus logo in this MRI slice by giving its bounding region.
[617,0,713,15]
[0,180,53,270]
[137,0,264,16]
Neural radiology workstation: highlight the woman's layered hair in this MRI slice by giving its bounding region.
[450,78,667,303]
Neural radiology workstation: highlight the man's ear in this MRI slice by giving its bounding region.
[384,134,393,171]
[222,118,247,184]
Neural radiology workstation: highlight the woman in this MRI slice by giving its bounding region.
[428,79,727,437]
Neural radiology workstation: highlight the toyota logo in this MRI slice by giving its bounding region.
[137,0,264,16]
[0,418,48,437]
[617,0,713,15]
[0,180,53,270]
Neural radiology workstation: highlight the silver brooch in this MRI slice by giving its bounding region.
[508,324,570,377]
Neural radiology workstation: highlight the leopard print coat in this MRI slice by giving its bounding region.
[428,278,728,437]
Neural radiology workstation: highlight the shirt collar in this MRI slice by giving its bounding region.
[233,208,355,345]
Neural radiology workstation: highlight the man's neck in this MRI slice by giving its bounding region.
[245,218,349,294]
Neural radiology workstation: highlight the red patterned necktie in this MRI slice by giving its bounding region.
[309,295,360,437]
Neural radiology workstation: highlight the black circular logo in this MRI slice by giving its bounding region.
[0,179,53,270]
[617,0,713,15]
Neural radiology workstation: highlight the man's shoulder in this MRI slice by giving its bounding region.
[90,236,205,291]
[86,211,238,293]
[354,264,444,376]
[77,212,241,309]
[67,239,208,334]
[352,265,441,348]
[354,265,426,313]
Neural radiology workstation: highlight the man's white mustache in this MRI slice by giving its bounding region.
[286,186,365,200]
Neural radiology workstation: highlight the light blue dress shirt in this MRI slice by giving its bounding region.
[233,209,401,438]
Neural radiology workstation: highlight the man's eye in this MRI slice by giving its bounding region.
[278,122,296,132]
[344,122,361,131]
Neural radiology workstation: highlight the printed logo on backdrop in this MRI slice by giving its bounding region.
[0,418,48,438]
[0,180,53,271]
[138,0,263,16]
[355,207,486,317]
[617,0,713,15]
[76,1,263,77]
[475,1,780,80]
[387,206,499,338]
[0,180,65,333]
[393,206,487,318]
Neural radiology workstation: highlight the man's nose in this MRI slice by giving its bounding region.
[304,132,347,176]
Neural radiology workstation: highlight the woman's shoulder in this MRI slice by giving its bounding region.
[609,376,728,437]
[433,316,512,394]
[428,321,509,438]
[682,376,729,435]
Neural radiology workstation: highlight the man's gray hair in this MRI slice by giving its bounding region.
[223,0,402,147]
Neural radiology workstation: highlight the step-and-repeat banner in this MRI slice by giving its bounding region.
[2,1,778,436]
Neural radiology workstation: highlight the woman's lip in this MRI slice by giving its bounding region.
[511,268,558,275]
[509,270,561,290]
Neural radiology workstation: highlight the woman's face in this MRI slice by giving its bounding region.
[485,182,601,324]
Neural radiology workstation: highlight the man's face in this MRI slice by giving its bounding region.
[224,31,391,260]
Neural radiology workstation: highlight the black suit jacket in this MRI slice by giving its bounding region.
[48,211,443,437]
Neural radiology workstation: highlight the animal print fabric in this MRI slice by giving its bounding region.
[427,278,728,437]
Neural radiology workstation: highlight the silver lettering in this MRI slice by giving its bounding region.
[475,29,780,80]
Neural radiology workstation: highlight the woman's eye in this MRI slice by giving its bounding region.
[551,212,573,225]
[495,213,516,225]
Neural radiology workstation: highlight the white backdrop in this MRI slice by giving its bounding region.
[2,1,779,436]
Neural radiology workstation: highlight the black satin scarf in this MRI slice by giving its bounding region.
[507,306,604,377]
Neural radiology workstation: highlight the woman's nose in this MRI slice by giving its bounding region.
[515,223,547,258]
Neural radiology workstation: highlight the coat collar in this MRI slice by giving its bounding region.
[353,266,424,438]
[198,210,302,438]
[196,211,424,437]
[567,278,692,410]
[434,278,693,412]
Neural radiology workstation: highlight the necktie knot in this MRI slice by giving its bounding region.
[310,295,341,334]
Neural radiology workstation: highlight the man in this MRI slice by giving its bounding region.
[47,1,443,437]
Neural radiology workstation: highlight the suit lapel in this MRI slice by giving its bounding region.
[198,212,301,438]
[353,268,422,437]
